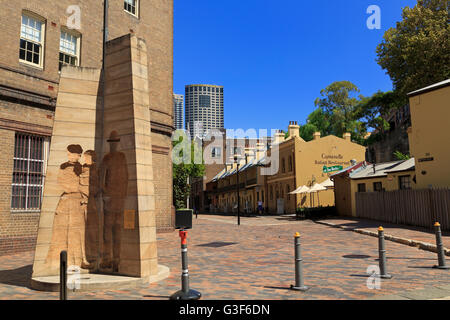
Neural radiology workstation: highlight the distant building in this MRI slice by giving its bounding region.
[173,93,184,130]
[185,84,224,139]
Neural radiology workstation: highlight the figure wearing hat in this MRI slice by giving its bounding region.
[100,131,128,272]
[46,144,91,270]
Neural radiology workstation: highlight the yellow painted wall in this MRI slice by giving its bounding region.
[408,85,450,189]
[267,134,366,213]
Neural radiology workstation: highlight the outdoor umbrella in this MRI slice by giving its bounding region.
[308,183,327,206]
[320,178,334,188]
[289,185,310,194]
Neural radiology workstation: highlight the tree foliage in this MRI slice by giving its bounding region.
[376,0,450,98]
[312,81,367,144]
[172,138,205,210]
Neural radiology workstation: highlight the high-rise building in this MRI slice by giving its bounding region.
[173,93,184,130]
[185,84,224,139]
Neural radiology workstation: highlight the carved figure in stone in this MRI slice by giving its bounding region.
[46,144,91,270]
[80,150,99,267]
[100,131,128,273]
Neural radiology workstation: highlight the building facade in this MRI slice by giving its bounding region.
[185,84,224,139]
[332,159,416,217]
[265,122,366,214]
[407,79,450,189]
[205,121,366,215]
[0,0,174,256]
[173,93,184,130]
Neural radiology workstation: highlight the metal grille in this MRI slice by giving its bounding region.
[11,133,47,211]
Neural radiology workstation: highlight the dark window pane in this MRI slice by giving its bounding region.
[19,49,25,60]
[33,53,39,64]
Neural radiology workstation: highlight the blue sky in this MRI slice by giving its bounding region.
[173,0,418,133]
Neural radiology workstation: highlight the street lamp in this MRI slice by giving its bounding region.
[233,154,243,226]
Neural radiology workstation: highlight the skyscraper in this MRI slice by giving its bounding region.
[173,93,184,130]
[185,84,224,139]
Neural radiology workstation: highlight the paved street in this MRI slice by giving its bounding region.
[1,214,450,300]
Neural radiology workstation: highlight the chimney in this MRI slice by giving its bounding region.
[245,147,255,164]
[255,142,266,161]
[288,121,300,138]
[313,132,321,140]
[343,132,351,141]
[274,130,285,144]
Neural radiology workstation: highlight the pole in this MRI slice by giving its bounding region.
[290,233,308,291]
[433,222,450,269]
[60,251,67,300]
[378,227,392,279]
[237,162,240,226]
[170,230,202,300]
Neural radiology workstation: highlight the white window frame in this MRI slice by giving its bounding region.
[11,133,50,212]
[124,0,139,18]
[19,12,46,68]
[59,28,81,71]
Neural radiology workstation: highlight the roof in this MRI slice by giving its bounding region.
[349,158,415,180]
[407,79,450,97]
[330,161,368,178]
[385,158,415,173]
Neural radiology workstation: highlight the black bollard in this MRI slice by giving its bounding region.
[170,230,202,300]
[433,222,450,269]
[378,227,392,279]
[290,232,309,291]
[60,250,67,300]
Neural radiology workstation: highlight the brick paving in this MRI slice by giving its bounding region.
[316,217,450,249]
[0,214,449,300]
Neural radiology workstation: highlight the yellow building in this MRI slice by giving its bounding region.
[407,79,450,189]
[332,159,416,217]
[265,121,366,214]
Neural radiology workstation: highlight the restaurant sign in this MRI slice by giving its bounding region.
[323,165,343,173]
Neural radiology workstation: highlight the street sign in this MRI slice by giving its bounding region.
[323,165,343,173]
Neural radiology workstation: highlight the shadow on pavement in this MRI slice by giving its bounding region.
[0,265,32,289]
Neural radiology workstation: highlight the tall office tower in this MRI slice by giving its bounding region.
[173,93,184,130]
[185,84,224,139]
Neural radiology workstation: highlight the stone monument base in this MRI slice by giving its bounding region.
[30,264,170,292]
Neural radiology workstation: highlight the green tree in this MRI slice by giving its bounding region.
[355,91,403,134]
[376,0,450,98]
[314,81,367,143]
[172,138,205,210]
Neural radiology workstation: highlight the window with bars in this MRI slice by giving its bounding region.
[11,133,47,211]
[20,13,45,67]
[124,0,138,16]
[59,30,80,71]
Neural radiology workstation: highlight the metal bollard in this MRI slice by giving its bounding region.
[290,232,309,291]
[170,230,202,300]
[378,227,392,279]
[433,222,450,269]
[60,250,68,300]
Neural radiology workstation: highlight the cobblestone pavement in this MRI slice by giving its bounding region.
[316,217,450,249]
[1,214,449,300]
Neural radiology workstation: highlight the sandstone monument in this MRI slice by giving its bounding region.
[31,34,168,291]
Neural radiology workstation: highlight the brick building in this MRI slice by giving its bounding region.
[0,0,174,256]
